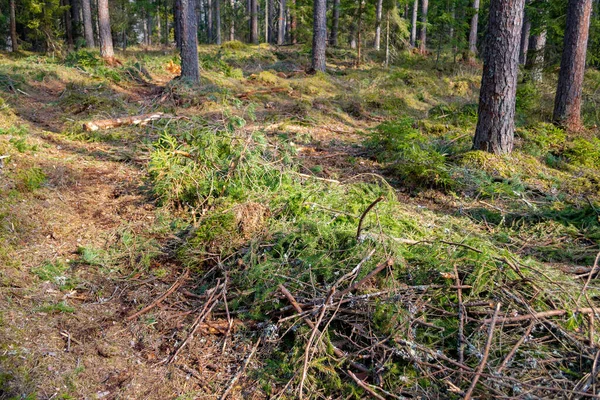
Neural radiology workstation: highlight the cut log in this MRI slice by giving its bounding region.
[83,112,173,131]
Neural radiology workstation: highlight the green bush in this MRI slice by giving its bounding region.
[367,118,452,187]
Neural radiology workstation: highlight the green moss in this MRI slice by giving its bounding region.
[15,167,46,192]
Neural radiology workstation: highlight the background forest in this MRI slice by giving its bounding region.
[2,0,600,399]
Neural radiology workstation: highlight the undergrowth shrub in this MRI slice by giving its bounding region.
[366,118,453,188]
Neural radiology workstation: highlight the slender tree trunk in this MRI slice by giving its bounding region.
[97,0,114,58]
[418,0,428,53]
[148,13,153,45]
[410,0,417,48]
[526,29,546,82]
[215,0,221,44]
[449,1,455,40]
[71,0,82,44]
[385,10,390,66]
[277,0,285,44]
[175,0,182,49]
[468,0,479,61]
[269,0,275,42]
[289,0,296,44]
[81,0,94,46]
[519,7,531,65]
[553,0,593,130]
[164,1,168,45]
[180,0,200,80]
[330,0,339,46]
[207,0,213,42]
[473,0,525,154]
[356,0,363,65]
[92,0,100,46]
[374,0,382,50]
[230,0,236,41]
[63,0,74,48]
[143,10,149,45]
[264,0,268,42]
[311,0,326,71]
[10,0,17,52]
[251,0,258,43]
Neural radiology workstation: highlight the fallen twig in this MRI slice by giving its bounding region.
[484,308,596,324]
[126,269,189,321]
[83,112,183,131]
[219,336,261,400]
[347,370,385,400]
[497,322,535,373]
[464,302,501,400]
[356,196,384,241]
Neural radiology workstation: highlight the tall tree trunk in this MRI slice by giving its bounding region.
[289,0,296,44]
[215,0,221,44]
[468,0,479,61]
[449,1,455,41]
[250,0,258,43]
[175,0,182,49]
[180,0,200,80]
[356,0,363,65]
[148,12,153,45]
[277,0,285,44]
[553,0,593,130]
[418,0,428,53]
[63,0,74,48]
[207,0,213,42]
[330,0,339,46]
[473,0,525,154]
[526,29,546,82]
[410,0,417,48]
[519,6,531,65]
[268,0,275,42]
[374,0,382,50]
[81,0,94,46]
[231,0,236,41]
[385,10,390,66]
[71,0,82,45]
[264,0,268,42]
[10,0,17,52]
[97,0,114,58]
[311,0,326,71]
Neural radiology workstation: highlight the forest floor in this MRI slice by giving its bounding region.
[1,45,600,399]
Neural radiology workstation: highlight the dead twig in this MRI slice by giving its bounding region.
[484,308,596,324]
[577,251,600,305]
[347,370,385,400]
[219,336,261,400]
[127,269,189,321]
[497,322,535,373]
[356,196,384,240]
[464,302,501,400]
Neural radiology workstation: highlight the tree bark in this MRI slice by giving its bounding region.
[289,0,296,44]
[468,0,479,60]
[180,0,200,81]
[269,0,275,42]
[174,0,182,49]
[356,0,363,65]
[311,0,326,71]
[215,0,221,44]
[207,0,213,42]
[553,0,592,130]
[374,0,383,50]
[410,0,417,48]
[418,0,428,53]
[71,0,82,44]
[63,0,74,48]
[526,29,546,82]
[231,0,236,41]
[250,0,258,43]
[473,0,525,154]
[519,6,531,65]
[97,0,114,58]
[81,0,94,47]
[277,0,285,44]
[10,0,18,52]
[330,0,339,46]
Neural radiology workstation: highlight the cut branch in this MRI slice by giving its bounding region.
[83,112,178,131]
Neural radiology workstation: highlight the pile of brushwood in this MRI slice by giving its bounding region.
[132,115,600,399]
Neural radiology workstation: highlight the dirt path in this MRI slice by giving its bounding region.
[0,80,264,399]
